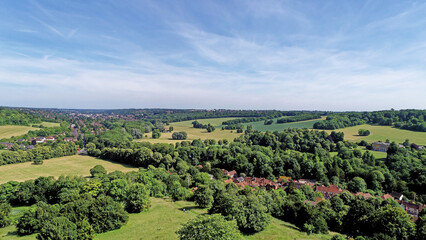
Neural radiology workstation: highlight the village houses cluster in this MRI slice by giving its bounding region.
[221,169,425,221]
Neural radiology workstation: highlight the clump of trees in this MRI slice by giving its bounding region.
[192,121,215,132]
[152,129,161,139]
[358,129,370,136]
[0,142,77,166]
[172,132,188,140]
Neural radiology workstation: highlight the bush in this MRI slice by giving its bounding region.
[152,129,161,139]
[37,217,78,240]
[0,203,12,227]
[172,132,188,140]
[90,165,107,178]
[33,157,43,165]
[177,214,243,240]
[125,183,151,213]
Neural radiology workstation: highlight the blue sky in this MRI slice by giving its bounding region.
[0,0,425,110]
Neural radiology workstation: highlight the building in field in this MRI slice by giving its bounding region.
[372,142,390,152]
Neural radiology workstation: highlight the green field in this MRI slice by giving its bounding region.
[137,117,329,144]
[136,117,243,144]
[0,126,39,139]
[0,155,137,184]
[0,122,60,139]
[330,147,387,161]
[243,117,325,132]
[325,124,426,145]
[39,122,61,128]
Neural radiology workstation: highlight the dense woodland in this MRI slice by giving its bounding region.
[0,108,42,126]
[314,109,426,132]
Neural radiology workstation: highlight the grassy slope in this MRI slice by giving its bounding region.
[243,116,326,132]
[325,124,426,145]
[0,126,39,139]
[97,197,331,240]
[0,155,137,184]
[0,122,60,139]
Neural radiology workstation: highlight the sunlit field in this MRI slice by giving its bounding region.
[325,124,426,145]
[0,155,137,184]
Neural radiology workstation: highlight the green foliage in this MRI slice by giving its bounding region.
[370,205,416,240]
[33,157,43,165]
[125,183,151,213]
[90,165,107,178]
[0,202,11,227]
[17,202,60,235]
[37,216,78,240]
[348,177,367,193]
[358,129,371,136]
[88,195,129,233]
[152,129,161,139]
[177,214,243,240]
[194,185,214,208]
[172,131,188,140]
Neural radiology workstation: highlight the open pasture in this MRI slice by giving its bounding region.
[244,116,326,132]
[325,124,426,145]
[0,125,39,139]
[0,155,137,184]
[136,117,243,144]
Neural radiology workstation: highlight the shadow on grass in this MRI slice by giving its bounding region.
[178,206,199,211]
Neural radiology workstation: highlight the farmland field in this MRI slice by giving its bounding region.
[243,116,326,132]
[0,155,137,184]
[325,124,426,145]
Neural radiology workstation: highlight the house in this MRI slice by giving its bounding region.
[35,137,46,144]
[390,192,404,201]
[64,137,77,142]
[0,142,14,150]
[294,179,315,189]
[400,201,425,218]
[372,142,390,152]
[221,169,237,178]
[315,185,343,199]
[45,136,55,142]
[355,192,373,199]
[381,194,393,200]
[26,145,35,150]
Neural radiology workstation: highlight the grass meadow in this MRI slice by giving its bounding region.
[244,117,326,132]
[136,117,328,144]
[0,155,137,184]
[0,122,61,139]
[136,117,243,144]
[325,124,426,145]
[0,197,333,240]
[0,126,39,139]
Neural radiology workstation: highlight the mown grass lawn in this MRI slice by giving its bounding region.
[0,155,137,184]
[325,124,426,145]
